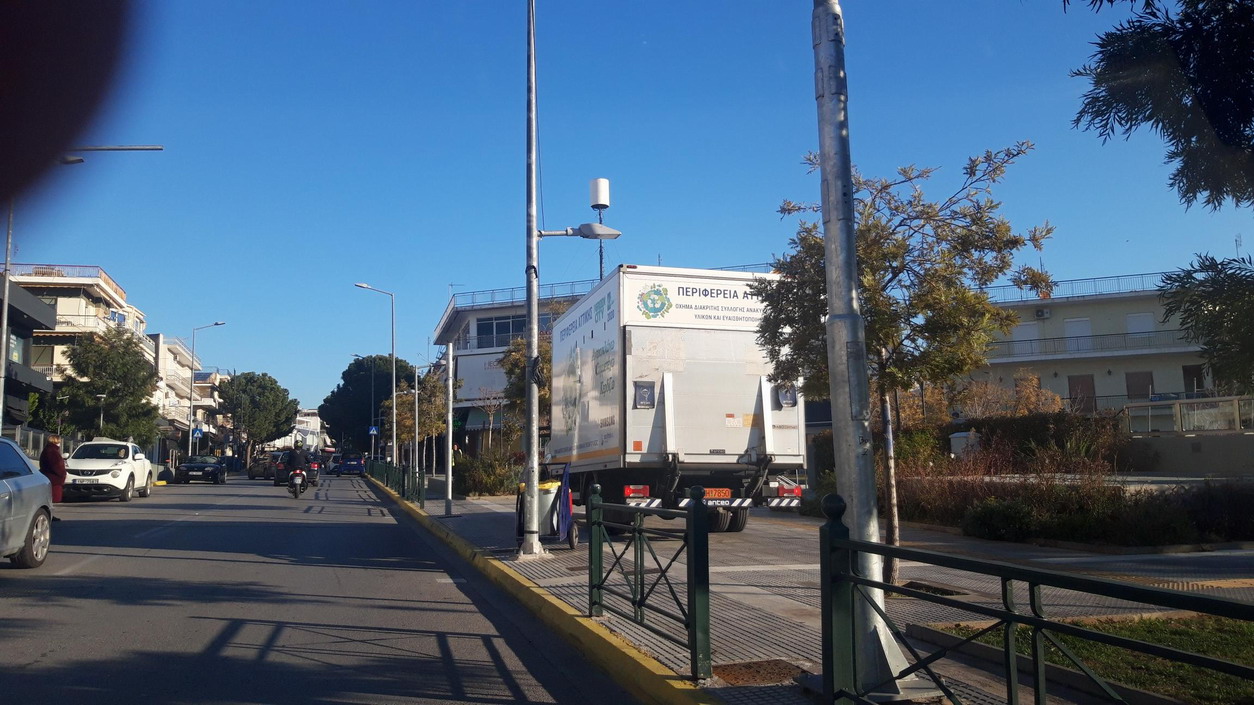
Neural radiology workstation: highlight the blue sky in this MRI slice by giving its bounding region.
[13,1,1250,408]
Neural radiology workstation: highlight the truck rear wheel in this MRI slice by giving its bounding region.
[726,507,749,532]
[708,508,731,532]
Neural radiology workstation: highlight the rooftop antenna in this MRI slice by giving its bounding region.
[590,178,610,279]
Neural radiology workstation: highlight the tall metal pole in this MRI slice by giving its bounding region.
[445,346,454,516]
[0,199,14,430]
[389,293,397,467]
[189,330,198,456]
[520,0,543,555]
[812,1,926,696]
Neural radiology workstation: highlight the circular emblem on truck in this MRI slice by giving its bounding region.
[637,284,673,319]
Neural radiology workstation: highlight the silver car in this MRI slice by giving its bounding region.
[0,437,52,568]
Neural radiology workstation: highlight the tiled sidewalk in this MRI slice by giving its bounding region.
[412,478,1252,704]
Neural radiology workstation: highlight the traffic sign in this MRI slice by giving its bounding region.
[192,428,203,439]
[368,426,379,436]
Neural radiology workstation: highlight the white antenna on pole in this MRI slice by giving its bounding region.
[591,178,610,279]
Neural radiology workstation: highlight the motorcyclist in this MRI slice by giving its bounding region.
[287,440,318,486]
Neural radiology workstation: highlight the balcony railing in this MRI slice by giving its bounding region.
[452,279,597,310]
[8,263,127,301]
[981,272,1167,303]
[987,329,1192,359]
[45,314,157,356]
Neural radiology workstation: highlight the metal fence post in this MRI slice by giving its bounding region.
[632,507,645,623]
[588,484,603,617]
[419,463,427,509]
[822,494,858,702]
[686,485,712,680]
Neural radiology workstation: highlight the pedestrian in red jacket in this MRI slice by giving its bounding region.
[39,434,67,520]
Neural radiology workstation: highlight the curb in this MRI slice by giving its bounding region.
[365,476,723,705]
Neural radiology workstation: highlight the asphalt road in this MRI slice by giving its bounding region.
[0,474,639,705]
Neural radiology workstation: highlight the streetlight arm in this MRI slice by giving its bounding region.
[537,223,621,240]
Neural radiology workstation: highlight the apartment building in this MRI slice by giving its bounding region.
[976,272,1205,412]
[0,282,57,424]
[431,278,598,453]
[15,264,154,379]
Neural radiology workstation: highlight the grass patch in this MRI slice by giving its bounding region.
[945,615,1254,705]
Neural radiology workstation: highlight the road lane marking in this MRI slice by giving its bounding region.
[55,495,239,576]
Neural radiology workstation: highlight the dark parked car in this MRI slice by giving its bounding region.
[273,451,320,487]
[247,451,280,480]
[335,452,365,476]
[174,455,228,484]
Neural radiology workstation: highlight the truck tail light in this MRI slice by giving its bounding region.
[625,484,650,498]
[778,485,803,497]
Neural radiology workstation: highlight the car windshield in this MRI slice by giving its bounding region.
[188,456,218,464]
[72,444,129,460]
[344,453,363,461]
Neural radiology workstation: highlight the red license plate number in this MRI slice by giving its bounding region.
[704,487,731,499]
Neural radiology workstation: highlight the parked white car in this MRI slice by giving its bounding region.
[64,439,155,502]
[0,437,52,568]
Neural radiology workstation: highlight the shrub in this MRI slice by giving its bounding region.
[961,497,1039,542]
[453,453,520,496]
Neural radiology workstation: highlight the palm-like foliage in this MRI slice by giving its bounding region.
[1160,255,1254,392]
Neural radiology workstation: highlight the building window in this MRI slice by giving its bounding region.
[1182,364,1206,394]
[1125,371,1153,400]
[1064,318,1093,353]
[473,314,556,349]
[1067,374,1096,413]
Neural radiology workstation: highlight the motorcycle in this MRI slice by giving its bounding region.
[288,467,307,498]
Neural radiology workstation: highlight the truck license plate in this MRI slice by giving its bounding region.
[704,487,731,499]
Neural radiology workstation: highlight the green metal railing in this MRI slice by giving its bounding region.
[587,484,711,680]
[366,460,425,505]
[819,494,1254,705]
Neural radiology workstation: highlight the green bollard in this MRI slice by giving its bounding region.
[587,484,603,617]
[821,494,858,702]
[686,486,712,680]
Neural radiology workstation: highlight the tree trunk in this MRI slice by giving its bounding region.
[879,352,901,586]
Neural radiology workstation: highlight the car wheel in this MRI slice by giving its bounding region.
[118,475,135,502]
[137,470,154,497]
[10,509,51,568]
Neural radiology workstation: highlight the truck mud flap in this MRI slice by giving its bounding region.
[678,498,753,508]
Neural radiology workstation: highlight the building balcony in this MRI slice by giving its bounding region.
[163,373,192,397]
[981,272,1167,304]
[41,313,155,356]
[987,330,1196,363]
[10,263,130,313]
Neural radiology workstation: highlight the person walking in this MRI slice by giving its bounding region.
[39,434,67,521]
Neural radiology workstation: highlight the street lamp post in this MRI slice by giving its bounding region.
[96,393,107,432]
[444,346,455,517]
[520,0,623,556]
[0,145,161,429]
[189,321,225,456]
[355,284,396,471]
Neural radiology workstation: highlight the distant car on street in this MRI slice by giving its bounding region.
[174,455,229,484]
[0,437,52,568]
[335,452,365,476]
[247,451,280,480]
[273,451,320,487]
[64,438,155,502]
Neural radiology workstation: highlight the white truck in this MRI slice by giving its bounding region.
[548,264,806,532]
